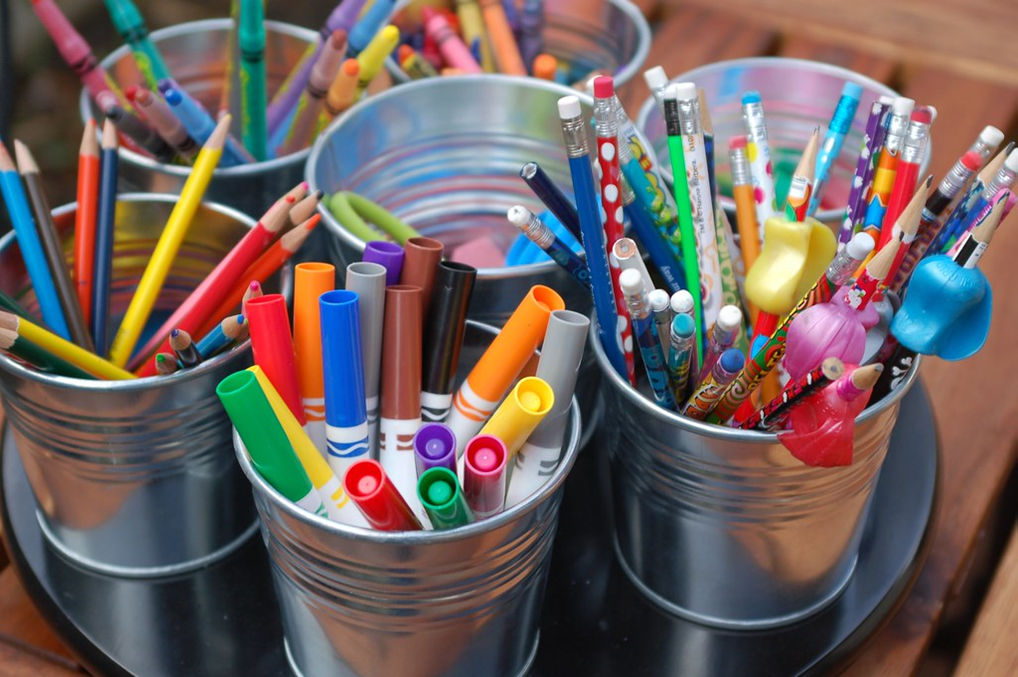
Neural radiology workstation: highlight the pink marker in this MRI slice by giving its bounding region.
[422,6,483,74]
[463,434,507,519]
[32,0,129,109]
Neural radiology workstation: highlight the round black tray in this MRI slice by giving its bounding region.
[0,384,938,677]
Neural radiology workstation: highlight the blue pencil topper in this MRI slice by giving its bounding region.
[890,255,992,360]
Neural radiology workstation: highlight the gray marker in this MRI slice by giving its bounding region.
[345,261,386,459]
[505,310,589,508]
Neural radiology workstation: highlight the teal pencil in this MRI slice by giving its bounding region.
[238,0,268,161]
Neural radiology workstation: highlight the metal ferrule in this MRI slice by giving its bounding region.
[663,98,682,138]
[518,210,555,249]
[883,111,910,155]
[742,102,767,142]
[826,246,867,286]
[560,115,590,158]
[594,97,618,137]
[969,139,996,163]
[730,147,751,186]
[620,174,636,205]
[984,164,1017,198]
[676,97,700,136]
[623,286,650,322]
[900,120,930,165]
[938,158,978,200]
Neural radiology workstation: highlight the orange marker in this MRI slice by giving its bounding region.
[445,285,564,456]
[294,262,336,453]
[478,0,527,75]
[532,54,558,81]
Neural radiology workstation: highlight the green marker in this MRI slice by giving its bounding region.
[662,94,704,370]
[217,371,326,516]
[103,0,172,90]
[238,0,268,161]
[417,467,475,530]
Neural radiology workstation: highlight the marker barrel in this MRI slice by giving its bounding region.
[344,459,422,531]
[344,261,386,456]
[463,434,508,519]
[363,240,404,286]
[413,422,458,478]
[418,467,475,529]
[294,262,335,453]
[421,261,477,422]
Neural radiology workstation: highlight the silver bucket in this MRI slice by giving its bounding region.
[384,0,651,86]
[236,321,581,677]
[635,57,931,227]
[0,194,263,577]
[78,19,318,220]
[589,326,921,628]
[306,75,616,444]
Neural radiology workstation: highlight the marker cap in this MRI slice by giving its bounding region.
[344,459,422,531]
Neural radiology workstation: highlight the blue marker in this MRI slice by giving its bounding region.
[809,82,863,216]
[620,268,676,410]
[319,290,370,480]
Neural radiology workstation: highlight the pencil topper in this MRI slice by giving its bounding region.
[783,301,866,381]
[890,255,992,360]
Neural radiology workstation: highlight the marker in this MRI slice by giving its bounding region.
[418,467,475,529]
[463,434,508,519]
[446,285,564,456]
[319,290,370,481]
[216,371,325,517]
[344,262,386,457]
[413,423,457,478]
[379,285,424,520]
[129,86,198,162]
[295,263,336,454]
[507,310,589,508]
[246,294,305,424]
[421,261,477,423]
[479,376,554,461]
[400,237,444,317]
[363,240,404,286]
[344,459,422,531]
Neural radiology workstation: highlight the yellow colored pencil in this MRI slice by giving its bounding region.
[108,116,230,366]
[1,311,136,380]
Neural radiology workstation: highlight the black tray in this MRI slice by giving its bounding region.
[0,384,938,677]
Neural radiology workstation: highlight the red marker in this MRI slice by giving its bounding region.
[463,434,508,519]
[344,460,422,531]
[246,294,305,425]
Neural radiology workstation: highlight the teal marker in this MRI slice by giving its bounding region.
[238,0,268,161]
[417,467,475,530]
[103,0,171,89]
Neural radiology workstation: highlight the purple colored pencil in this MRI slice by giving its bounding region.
[838,98,888,245]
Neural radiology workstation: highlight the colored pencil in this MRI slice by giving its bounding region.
[74,120,100,323]
[0,327,94,380]
[784,128,819,222]
[92,119,119,354]
[0,311,135,380]
[195,314,246,360]
[169,328,202,368]
[154,352,179,375]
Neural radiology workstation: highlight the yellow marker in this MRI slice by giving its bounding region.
[355,25,400,97]
[248,366,368,526]
[478,376,555,459]
[108,116,230,366]
[4,312,136,380]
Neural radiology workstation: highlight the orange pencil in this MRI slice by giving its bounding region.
[445,285,564,456]
[74,120,100,324]
[293,262,336,452]
[478,0,527,75]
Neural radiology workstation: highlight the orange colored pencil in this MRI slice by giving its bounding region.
[74,120,100,324]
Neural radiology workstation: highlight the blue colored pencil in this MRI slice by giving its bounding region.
[91,119,119,355]
[195,313,246,359]
[508,205,590,289]
[0,142,71,339]
[619,269,676,410]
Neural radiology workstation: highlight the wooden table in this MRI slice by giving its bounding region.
[2,2,1017,675]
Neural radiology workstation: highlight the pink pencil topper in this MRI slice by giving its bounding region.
[778,369,872,468]
[783,302,866,381]
[835,286,880,329]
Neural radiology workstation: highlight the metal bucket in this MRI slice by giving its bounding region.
[78,19,317,220]
[589,326,921,628]
[385,0,651,86]
[236,321,581,677]
[0,194,262,577]
[306,75,613,442]
[635,57,931,227]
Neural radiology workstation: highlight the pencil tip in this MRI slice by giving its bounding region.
[206,115,231,150]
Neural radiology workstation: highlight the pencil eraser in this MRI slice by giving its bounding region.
[910,108,933,124]
[717,305,743,332]
[648,289,671,313]
[672,81,697,101]
[619,268,644,296]
[719,348,745,373]
[877,95,895,105]
[841,81,864,99]
[593,76,614,99]
[163,88,182,105]
[671,312,695,338]
[670,290,694,314]
[557,96,582,120]
[960,151,982,171]
[892,97,914,116]
[846,231,876,261]
[979,125,1005,147]
[643,66,668,92]
[506,205,531,227]
[1004,149,1018,172]
[729,134,748,150]
[742,90,762,105]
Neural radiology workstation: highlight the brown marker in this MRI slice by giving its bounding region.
[379,285,424,518]
[399,237,444,318]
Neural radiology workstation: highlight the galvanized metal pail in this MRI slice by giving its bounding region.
[235,321,581,677]
[0,195,262,577]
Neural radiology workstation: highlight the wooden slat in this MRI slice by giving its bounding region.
[952,527,1018,677]
[841,190,1018,675]
[778,36,898,85]
[617,7,778,115]
[672,0,1018,87]
[0,568,81,668]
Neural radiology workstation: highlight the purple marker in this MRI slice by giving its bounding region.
[363,241,404,286]
[413,423,457,478]
[463,434,508,519]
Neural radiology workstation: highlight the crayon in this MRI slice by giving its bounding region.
[102,0,173,89]
[278,30,348,156]
[478,0,526,75]
[354,25,400,98]
[238,0,267,161]
[422,6,482,74]
[455,0,495,72]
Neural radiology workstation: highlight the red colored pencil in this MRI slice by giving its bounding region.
[246,293,305,424]
[126,197,294,371]
[74,120,100,324]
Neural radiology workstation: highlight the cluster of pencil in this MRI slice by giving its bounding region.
[218,233,588,530]
[512,66,1012,454]
[33,0,401,167]
[0,113,319,381]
